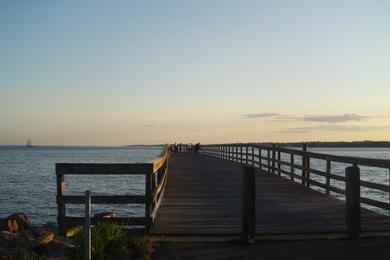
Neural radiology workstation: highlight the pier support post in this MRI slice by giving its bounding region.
[84,191,91,260]
[302,144,307,186]
[242,166,256,241]
[346,165,361,239]
[56,171,65,236]
[271,145,276,174]
[145,169,153,234]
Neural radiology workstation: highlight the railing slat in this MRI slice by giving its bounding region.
[59,195,148,204]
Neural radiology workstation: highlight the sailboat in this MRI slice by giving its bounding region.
[26,138,34,147]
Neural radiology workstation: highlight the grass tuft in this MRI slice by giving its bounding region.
[0,248,43,260]
[72,222,153,260]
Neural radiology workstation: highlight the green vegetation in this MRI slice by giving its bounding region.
[72,222,153,260]
[0,248,42,260]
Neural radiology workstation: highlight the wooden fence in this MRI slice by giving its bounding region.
[202,143,390,237]
[55,145,171,235]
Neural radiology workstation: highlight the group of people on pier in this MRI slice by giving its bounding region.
[172,143,200,153]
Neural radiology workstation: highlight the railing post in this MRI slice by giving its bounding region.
[290,153,294,181]
[84,191,91,260]
[345,165,361,239]
[242,166,256,241]
[251,146,255,166]
[271,145,276,174]
[56,170,65,235]
[145,167,153,234]
[225,146,227,159]
[240,145,243,164]
[326,159,331,195]
[306,157,311,188]
[245,145,249,165]
[259,148,262,169]
[302,144,307,186]
[267,149,271,172]
[277,151,281,176]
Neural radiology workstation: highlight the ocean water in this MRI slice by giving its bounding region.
[0,145,162,225]
[1,146,389,226]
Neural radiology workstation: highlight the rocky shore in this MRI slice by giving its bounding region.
[0,213,71,259]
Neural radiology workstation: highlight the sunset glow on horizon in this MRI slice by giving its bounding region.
[1,1,389,146]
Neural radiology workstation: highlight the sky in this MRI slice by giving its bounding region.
[0,0,389,145]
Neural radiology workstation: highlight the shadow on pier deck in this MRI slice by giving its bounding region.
[152,153,390,238]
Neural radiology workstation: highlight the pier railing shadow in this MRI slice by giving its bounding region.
[55,144,171,236]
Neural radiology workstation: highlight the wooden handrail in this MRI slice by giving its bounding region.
[201,143,390,212]
[55,144,172,235]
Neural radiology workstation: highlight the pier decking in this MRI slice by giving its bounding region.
[152,153,390,236]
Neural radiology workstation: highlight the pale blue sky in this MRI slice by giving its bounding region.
[1,1,389,145]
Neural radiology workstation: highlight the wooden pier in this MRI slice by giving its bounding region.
[152,152,390,237]
[55,143,390,239]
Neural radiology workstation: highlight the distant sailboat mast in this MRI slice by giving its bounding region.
[27,138,33,147]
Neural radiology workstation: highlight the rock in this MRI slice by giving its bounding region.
[5,213,31,231]
[94,212,116,218]
[7,219,19,233]
[64,225,82,238]
[0,227,54,257]
[0,218,20,233]
[0,230,18,240]
[30,228,55,246]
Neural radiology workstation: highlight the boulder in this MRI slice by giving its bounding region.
[94,212,116,218]
[9,219,19,232]
[5,213,31,231]
[0,230,18,240]
[31,228,54,246]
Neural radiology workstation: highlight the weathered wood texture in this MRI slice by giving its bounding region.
[203,144,390,212]
[56,144,171,235]
[152,153,390,235]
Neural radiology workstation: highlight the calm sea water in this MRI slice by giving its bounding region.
[0,146,389,225]
[0,145,162,225]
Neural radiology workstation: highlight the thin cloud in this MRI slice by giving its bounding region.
[241,113,284,119]
[241,112,372,123]
[280,125,390,134]
[140,124,166,128]
[302,114,368,123]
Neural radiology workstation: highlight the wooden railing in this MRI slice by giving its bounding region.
[55,145,171,235]
[201,143,390,215]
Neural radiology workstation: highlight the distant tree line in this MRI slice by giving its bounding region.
[268,141,390,148]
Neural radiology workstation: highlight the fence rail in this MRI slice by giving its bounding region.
[55,144,171,235]
[201,143,390,213]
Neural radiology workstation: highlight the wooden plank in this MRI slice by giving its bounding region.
[151,148,170,173]
[254,144,390,168]
[60,195,148,204]
[360,180,390,192]
[60,216,148,227]
[361,197,390,210]
[55,163,152,175]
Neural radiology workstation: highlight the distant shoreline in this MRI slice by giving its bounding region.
[271,141,390,148]
[1,141,390,148]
